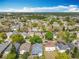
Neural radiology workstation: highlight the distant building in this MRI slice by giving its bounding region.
[4,44,12,55]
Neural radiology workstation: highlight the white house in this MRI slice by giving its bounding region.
[44,41,56,51]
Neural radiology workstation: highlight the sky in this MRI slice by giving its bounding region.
[0,0,79,12]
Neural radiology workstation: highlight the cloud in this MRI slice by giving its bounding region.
[0,5,79,12]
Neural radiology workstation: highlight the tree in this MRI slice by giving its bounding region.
[72,47,79,58]
[30,35,42,44]
[21,52,30,59]
[0,32,7,43]
[0,32,7,39]
[69,33,77,42]
[45,31,53,40]
[6,45,17,59]
[58,31,77,43]
[10,34,24,43]
[32,23,38,27]
[63,31,70,43]
[55,53,71,59]
[64,16,70,22]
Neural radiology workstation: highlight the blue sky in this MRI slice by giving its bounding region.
[0,0,79,12]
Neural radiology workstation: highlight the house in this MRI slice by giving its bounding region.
[31,43,43,56]
[19,42,31,54]
[4,44,12,55]
[28,32,34,36]
[32,28,38,32]
[56,42,70,53]
[0,42,11,55]
[53,22,60,27]
[44,41,56,51]
[67,43,74,49]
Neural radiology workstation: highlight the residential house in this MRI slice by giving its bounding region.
[31,43,43,56]
[0,42,11,56]
[44,41,56,51]
[56,42,70,53]
[19,42,31,54]
[4,44,12,55]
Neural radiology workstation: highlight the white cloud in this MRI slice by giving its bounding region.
[0,5,79,12]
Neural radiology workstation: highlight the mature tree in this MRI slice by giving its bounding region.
[58,31,75,43]
[55,53,71,59]
[0,32,7,39]
[63,31,70,43]
[10,34,24,43]
[64,16,70,22]
[32,23,38,27]
[21,52,30,59]
[69,33,77,42]
[68,19,76,26]
[0,32,7,43]
[6,45,17,59]
[72,47,79,58]
[45,31,53,40]
[30,35,42,44]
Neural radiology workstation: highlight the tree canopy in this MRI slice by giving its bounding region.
[6,45,17,59]
[45,31,53,40]
[72,47,79,58]
[30,35,42,44]
[0,32,7,40]
[10,34,24,43]
[58,31,77,43]
[0,32,7,43]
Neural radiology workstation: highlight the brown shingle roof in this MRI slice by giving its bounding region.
[20,42,31,52]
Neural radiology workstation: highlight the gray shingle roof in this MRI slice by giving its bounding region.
[5,44,12,51]
[32,43,43,55]
[57,43,70,50]
[0,42,10,53]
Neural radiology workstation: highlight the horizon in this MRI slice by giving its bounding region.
[0,0,79,12]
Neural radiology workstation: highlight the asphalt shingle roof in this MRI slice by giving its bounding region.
[57,43,70,50]
[32,43,43,55]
